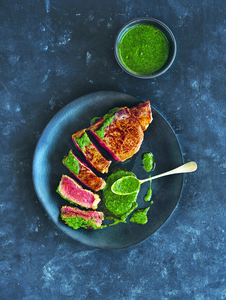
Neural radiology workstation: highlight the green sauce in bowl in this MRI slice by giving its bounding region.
[118,24,169,76]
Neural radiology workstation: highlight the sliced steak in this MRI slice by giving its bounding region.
[61,206,104,230]
[62,150,106,191]
[57,175,101,209]
[72,129,111,173]
[89,106,144,161]
[130,100,153,131]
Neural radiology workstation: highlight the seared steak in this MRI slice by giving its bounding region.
[130,101,153,131]
[61,206,104,229]
[57,175,101,209]
[72,129,111,173]
[89,106,144,161]
[62,150,106,191]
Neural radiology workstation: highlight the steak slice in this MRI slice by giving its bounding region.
[89,106,144,162]
[130,101,153,131]
[72,129,111,173]
[62,150,106,191]
[57,175,101,210]
[61,206,104,230]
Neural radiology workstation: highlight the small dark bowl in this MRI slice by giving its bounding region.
[114,17,177,79]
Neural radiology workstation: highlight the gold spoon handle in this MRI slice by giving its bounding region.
[140,161,197,183]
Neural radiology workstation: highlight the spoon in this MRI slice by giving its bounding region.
[111,161,197,195]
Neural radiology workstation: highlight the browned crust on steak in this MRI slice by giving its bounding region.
[62,150,106,191]
[130,101,153,131]
[72,129,111,173]
[74,158,106,191]
[90,107,144,161]
[57,175,101,210]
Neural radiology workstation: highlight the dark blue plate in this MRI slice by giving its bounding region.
[32,91,183,250]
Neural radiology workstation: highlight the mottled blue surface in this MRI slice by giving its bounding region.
[1,0,226,299]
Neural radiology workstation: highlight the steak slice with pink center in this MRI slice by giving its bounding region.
[61,206,104,230]
[57,175,101,210]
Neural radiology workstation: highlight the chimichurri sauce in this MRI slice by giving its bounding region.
[144,176,152,202]
[102,170,139,224]
[63,217,99,230]
[93,107,119,138]
[112,176,140,195]
[75,131,91,150]
[143,152,155,172]
[62,151,80,175]
[130,207,150,225]
[95,113,115,139]
[118,24,169,75]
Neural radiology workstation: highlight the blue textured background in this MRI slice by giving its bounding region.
[1,0,226,299]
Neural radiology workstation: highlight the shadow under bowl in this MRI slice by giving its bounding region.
[114,17,177,79]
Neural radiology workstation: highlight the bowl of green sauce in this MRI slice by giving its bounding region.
[114,18,177,78]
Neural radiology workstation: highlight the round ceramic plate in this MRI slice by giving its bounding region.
[33,91,183,250]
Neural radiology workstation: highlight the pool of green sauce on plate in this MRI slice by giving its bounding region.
[102,169,139,225]
[118,24,169,75]
[144,177,152,202]
[142,152,154,201]
[130,207,150,225]
[143,152,155,172]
